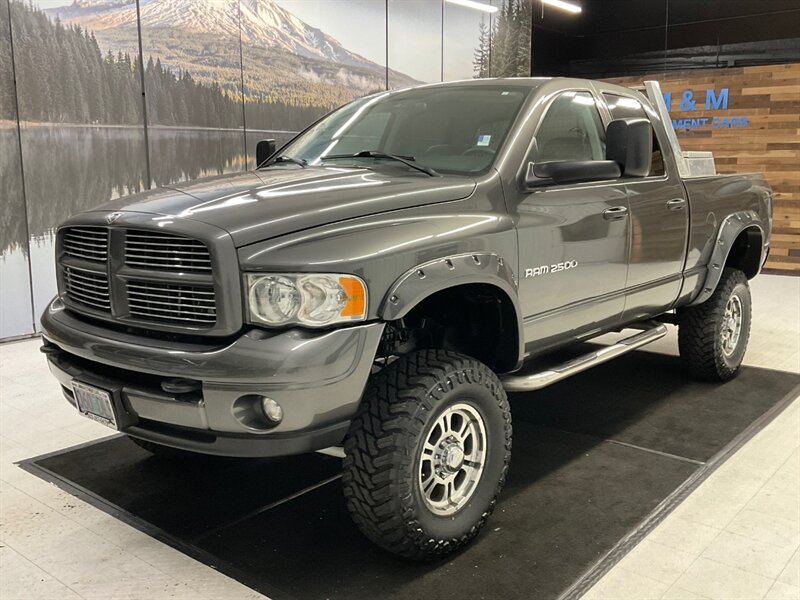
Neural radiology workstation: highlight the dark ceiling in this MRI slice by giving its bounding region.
[531,0,800,76]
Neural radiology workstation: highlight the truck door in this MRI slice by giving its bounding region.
[601,92,689,320]
[511,90,629,355]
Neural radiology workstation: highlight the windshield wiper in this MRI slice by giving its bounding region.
[260,155,308,168]
[323,151,439,177]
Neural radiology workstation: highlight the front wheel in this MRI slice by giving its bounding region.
[678,267,752,381]
[343,350,512,560]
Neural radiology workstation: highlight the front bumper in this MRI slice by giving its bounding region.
[41,298,384,457]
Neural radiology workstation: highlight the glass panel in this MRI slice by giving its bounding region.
[246,0,388,168]
[388,0,441,88]
[444,0,532,81]
[488,0,531,77]
[0,0,34,338]
[443,0,489,80]
[137,0,246,185]
[533,91,606,162]
[10,0,148,326]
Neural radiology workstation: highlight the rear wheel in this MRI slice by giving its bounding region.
[343,349,512,560]
[678,267,752,381]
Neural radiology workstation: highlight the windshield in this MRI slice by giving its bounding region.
[277,86,529,176]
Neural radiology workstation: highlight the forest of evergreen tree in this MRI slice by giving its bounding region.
[473,0,532,78]
[0,1,326,130]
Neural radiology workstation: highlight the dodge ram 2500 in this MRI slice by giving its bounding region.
[41,78,772,559]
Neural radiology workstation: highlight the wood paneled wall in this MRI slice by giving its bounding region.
[606,63,800,273]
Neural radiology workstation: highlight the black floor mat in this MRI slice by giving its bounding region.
[509,351,797,462]
[23,352,800,600]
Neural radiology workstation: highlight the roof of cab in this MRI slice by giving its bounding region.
[398,77,642,95]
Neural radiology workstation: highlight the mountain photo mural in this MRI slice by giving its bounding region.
[46,0,417,130]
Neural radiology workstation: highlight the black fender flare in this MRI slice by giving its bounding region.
[379,252,524,370]
[691,210,766,306]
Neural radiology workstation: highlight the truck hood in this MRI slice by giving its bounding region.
[95,167,476,247]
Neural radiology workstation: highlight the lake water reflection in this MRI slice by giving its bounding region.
[0,126,293,338]
[0,124,33,338]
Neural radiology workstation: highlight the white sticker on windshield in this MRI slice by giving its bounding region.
[476,134,492,146]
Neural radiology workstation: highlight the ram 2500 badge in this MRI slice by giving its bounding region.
[41,78,772,559]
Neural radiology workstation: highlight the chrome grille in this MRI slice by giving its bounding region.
[58,223,223,331]
[63,266,111,312]
[125,230,212,273]
[62,227,108,262]
[126,281,217,325]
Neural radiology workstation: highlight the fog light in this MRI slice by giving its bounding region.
[260,397,283,424]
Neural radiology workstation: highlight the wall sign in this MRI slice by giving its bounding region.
[664,88,749,130]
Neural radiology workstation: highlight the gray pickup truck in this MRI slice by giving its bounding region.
[41,78,772,560]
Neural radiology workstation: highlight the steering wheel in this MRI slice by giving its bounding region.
[462,147,496,157]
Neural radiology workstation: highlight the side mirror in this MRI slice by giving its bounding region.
[256,139,276,167]
[606,118,652,177]
[527,160,622,186]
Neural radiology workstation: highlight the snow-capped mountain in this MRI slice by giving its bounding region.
[49,0,377,70]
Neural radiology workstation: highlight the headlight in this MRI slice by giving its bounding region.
[245,273,367,327]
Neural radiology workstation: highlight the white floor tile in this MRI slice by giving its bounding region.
[779,550,800,588]
[0,544,83,600]
[762,450,800,498]
[746,489,800,523]
[660,584,712,600]
[764,580,800,600]
[615,539,698,585]
[583,566,670,600]
[671,481,758,531]
[647,516,722,556]
[701,530,797,579]
[674,557,776,600]
[726,509,800,550]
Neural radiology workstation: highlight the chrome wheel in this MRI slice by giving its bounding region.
[418,402,487,516]
[721,293,743,357]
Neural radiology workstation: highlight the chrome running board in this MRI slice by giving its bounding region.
[501,322,668,392]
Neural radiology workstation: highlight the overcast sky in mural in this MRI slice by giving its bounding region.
[274,0,386,65]
[276,0,483,82]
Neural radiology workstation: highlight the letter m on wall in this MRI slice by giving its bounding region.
[706,88,729,110]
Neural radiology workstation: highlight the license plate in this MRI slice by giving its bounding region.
[72,381,117,429]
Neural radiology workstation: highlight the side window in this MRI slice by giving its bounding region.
[531,91,606,163]
[603,93,665,177]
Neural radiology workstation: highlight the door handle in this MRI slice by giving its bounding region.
[603,206,628,220]
[666,198,687,211]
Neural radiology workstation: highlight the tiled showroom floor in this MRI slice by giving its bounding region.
[1,274,798,600]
